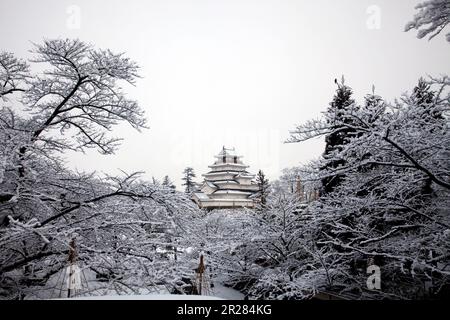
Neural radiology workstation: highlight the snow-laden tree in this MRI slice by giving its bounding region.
[162,175,176,192]
[271,167,321,203]
[405,0,450,42]
[244,194,316,299]
[0,39,203,299]
[255,170,270,210]
[0,52,29,98]
[320,77,358,194]
[0,166,202,298]
[287,77,450,298]
[198,209,262,295]
[182,167,197,194]
[197,193,340,300]
[271,168,300,195]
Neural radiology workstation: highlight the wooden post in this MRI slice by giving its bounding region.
[67,238,77,298]
[296,178,304,202]
[197,255,205,295]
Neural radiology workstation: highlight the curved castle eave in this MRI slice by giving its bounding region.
[193,147,259,210]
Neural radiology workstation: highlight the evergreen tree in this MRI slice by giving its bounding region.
[410,78,442,198]
[362,85,386,125]
[182,167,197,194]
[411,78,444,129]
[412,78,435,107]
[162,175,176,191]
[256,170,270,208]
[353,87,386,196]
[321,76,357,194]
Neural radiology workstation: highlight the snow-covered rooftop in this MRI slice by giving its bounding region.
[215,146,242,158]
[204,181,217,189]
[192,147,257,209]
[193,192,210,200]
[236,172,255,178]
[213,190,253,195]
[214,180,238,185]
[203,171,242,177]
[209,162,248,167]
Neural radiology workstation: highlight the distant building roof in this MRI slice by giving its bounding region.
[236,172,255,179]
[214,180,238,185]
[203,171,242,177]
[209,163,248,168]
[215,146,242,158]
[193,192,210,201]
[213,190,253,195]
[205,181,217,189]
[192,147,257,210]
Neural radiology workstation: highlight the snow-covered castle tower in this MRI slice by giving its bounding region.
[192,147,259,209]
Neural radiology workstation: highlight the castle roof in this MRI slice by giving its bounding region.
[192,147,258,210]
[214,146,242,158]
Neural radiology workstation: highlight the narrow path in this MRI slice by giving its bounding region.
[211,283,245,300]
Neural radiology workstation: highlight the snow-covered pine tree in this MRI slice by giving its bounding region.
[182,167,197,194]
[361,86,386,125]
[408,78,445,200]
[413,78,435,107]
[162,175,176,192]
[256,170,270,209]
[321,77,358,194]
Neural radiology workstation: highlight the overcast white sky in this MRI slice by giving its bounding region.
[1,0,449,188]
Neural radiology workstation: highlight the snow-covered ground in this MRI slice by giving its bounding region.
[210,283,245,300]
[28,263,245,300]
